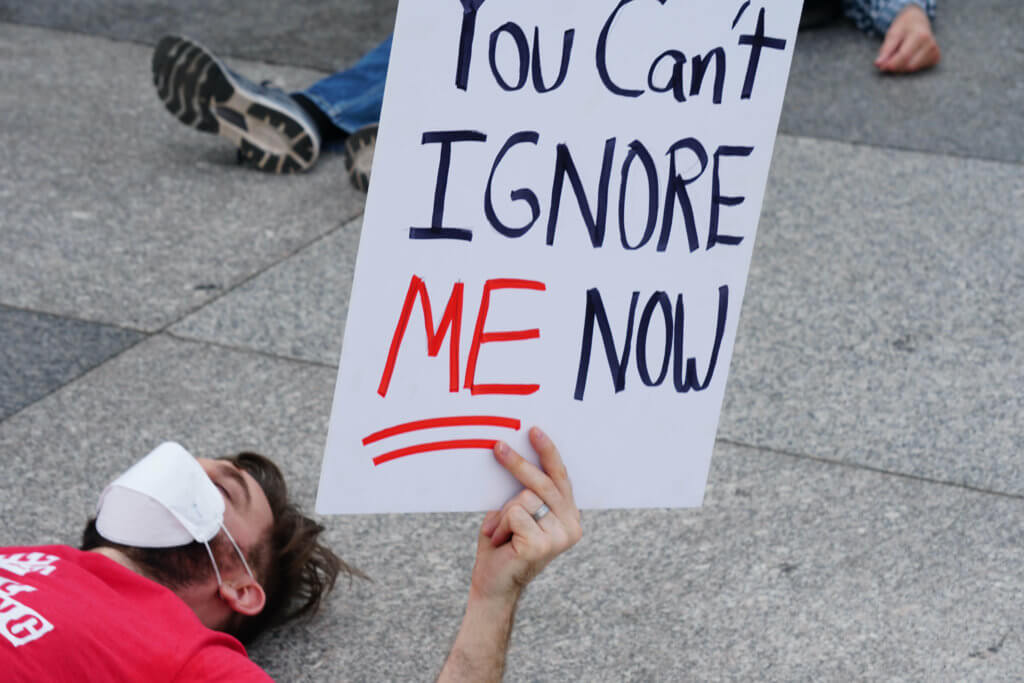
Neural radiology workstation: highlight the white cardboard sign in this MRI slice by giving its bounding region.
[318,0,802,513]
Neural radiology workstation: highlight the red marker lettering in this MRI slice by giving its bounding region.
[378,276,464,397]
[464,278,546,395]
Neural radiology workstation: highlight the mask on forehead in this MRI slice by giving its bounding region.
[96,442,256,586]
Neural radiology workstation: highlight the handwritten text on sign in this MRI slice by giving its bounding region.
[318,0,801,513]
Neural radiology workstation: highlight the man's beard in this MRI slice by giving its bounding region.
[80,518,229,589]
[121,540,225,589]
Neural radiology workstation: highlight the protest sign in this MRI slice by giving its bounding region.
[317,0,802,513]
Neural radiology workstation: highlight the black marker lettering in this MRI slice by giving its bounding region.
[637,291,672,386]
[647,49,687,102]
[673,287,729,392]
[689,48,726,104]
[574,288,640,400]
[489,22,530,91]
[547,137,616,247]
[596,0,643,98]
[455,9,479,90]
[659,137,708,252]
[532,27,575,93]
[738,8,787,100]
[708,145,753,249]
[485,131,541,238]
[410,130,487,242]
[618,140,659,250]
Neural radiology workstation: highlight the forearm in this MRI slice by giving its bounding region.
[437,590,521,683]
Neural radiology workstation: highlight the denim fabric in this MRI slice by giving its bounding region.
[843,0,936,35]
[294,0,487,134]
[297,35,393,136]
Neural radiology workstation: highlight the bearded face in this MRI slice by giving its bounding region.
[80,518,240,589]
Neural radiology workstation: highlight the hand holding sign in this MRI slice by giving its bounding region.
[438,426,581,682]
[474,427,582,599]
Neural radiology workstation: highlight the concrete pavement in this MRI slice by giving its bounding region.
[1,2,1022,680]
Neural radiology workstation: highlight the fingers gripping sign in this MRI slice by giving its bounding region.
[470,427,582,601]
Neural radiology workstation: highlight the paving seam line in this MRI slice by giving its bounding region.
[718,437,1024,501]
[0,214,361,426]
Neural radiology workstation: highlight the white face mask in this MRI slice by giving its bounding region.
[96,442,256,586]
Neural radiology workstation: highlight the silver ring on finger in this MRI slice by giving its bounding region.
[531,503,550,523]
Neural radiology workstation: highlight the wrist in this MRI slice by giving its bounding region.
[467,582,523,611]
[897,4,928,23]
[440,588,521,683]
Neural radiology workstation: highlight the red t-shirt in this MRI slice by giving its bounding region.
[0,545,272,682]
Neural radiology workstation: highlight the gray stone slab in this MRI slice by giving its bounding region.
[0,335,335,548]
[0,0,397,73]
[0,305,143,420]
[0,24,364,331]
[2,334,1022,680]
[494,450,1024,682]
[170,217,361,366]
[721,134,1024,495]
[783,0,1024,163]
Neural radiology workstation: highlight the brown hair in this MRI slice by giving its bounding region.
[224,452,368,644]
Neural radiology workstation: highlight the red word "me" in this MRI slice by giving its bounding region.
[377,275,546,398]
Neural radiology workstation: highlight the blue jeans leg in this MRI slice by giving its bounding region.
[296,35,392,138]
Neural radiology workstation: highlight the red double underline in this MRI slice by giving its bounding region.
[363,416,521,466]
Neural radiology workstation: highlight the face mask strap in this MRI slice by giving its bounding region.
[220,523,257,583]
[202,541,223,586]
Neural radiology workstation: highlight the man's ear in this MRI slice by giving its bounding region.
[219,575,266,616]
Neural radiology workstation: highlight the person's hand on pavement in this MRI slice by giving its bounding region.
[875,4,940,73]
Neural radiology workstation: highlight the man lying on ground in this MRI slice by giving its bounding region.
[0,427,581,682]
